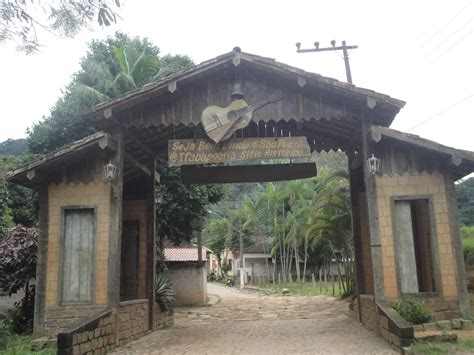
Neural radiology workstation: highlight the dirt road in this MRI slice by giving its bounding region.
[112,282,396,354]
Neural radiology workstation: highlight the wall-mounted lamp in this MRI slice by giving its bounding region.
[104,161,118,198]
[103,161,117,183]
[367,154,381,175]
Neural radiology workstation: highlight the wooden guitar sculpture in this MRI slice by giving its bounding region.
[201,91,284,143]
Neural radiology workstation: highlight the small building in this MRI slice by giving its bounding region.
[163,247,207,305]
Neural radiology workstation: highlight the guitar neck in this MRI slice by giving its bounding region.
[238,94,282,116]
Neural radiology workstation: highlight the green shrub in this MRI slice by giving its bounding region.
[391,298,434,325]
[461,225,474,240]
[155,275,175,312]
[464,245,474,266]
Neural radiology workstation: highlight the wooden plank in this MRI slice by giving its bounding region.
[181,163,317,184]
[347,153,362,323]
[5,132,112,183]
[107,127,124,307]
[168,137,311,167]
[146,158,156,330]
[361,115,385,303]
[33,186,48,337]
[393,201,419,293]
[370,125,474,163]
[444,172,471,319]
[125,152,152,177]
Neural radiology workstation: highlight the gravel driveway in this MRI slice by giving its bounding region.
[112,282,396,354]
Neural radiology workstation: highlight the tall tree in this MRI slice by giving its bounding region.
[0,0,120,53]
[25,32,221,245]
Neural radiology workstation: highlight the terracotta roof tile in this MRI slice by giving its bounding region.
[164,247,208,262]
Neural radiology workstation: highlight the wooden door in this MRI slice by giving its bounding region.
[62,209,95,303]
[120,220,139,300]
[394,201,419,294]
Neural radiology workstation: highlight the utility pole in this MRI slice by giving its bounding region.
[296,40,358,84]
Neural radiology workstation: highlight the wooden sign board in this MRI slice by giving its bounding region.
[168,137,311,167]
[181,163,317,184]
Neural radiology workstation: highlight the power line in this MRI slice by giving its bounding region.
[427,17,472,57]
[421,2,472,48]
[433,30,473,61]
[407,94,474,132]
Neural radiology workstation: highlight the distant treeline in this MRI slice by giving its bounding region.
[0,138,26,156]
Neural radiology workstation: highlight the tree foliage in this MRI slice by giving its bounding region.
[0,225,38,295]
[157,165,223,246]
[205,169,355,295]
[0,138,26,155]
[0,180,11,236]
[456,177,474,226]
[1,155,39,228]
[0,0,121,54]
[25,33,221,246]
[0,225,38,333]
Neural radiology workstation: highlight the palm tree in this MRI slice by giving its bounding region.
[111,44,160,91]
[307,169,354,295]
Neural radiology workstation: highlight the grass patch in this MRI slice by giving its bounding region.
[410,339,474,354]
[250,281,344,297]
[0,334,55,355]
[0,318,54,355]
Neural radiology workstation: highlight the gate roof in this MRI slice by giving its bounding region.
[80,48,405,156]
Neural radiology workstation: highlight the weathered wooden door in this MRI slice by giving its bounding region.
[394,201,419,294]
[120,220,139,300]
[62,209,95,304]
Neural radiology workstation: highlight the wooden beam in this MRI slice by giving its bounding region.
[146,158,157,330]
[444,172,471,319]
[125,151,152,177]
[181,163,317,184]
[33,186,48,337]
[347,153,363,323]
[362,115,385,303]
[6,132,113,183]
[107,127,124,308]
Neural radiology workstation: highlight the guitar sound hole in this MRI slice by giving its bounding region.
[227,110,238,121]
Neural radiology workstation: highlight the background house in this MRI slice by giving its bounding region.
[163,247,207,305]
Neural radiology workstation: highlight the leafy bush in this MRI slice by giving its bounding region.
[8,285,35,334]
[207,270,218,282]
[391,298,434,325]
[155,275,175,312]
[0,225,38,333]
[461,225,474,240]
[462,226,474,266]
[464,245,474,266]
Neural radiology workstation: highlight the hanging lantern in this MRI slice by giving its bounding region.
[103,161,117,183]
[367,154,380,175]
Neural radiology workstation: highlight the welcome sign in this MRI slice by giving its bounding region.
[168,137,311,167]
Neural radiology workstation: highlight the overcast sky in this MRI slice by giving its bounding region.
[0,0,472,151]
